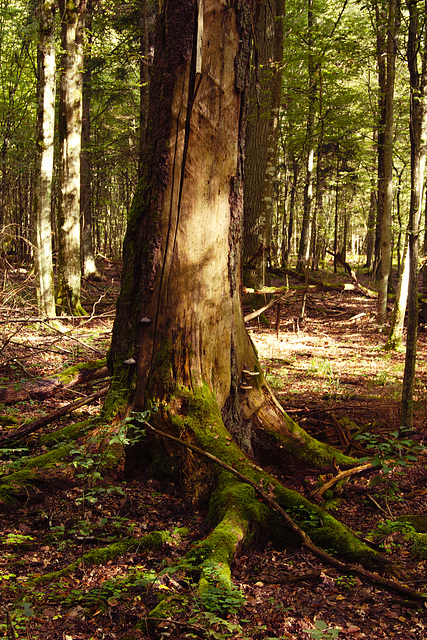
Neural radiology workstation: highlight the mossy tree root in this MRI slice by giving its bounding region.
[143,417,427,603]
[0,421,93,510]
[32,531,172,585]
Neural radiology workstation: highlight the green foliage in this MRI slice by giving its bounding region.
[369,518,416,554]
[335,575,357,590]
[287,503,323,530]
[1,532,34,546]
[355,427,423,474]
[199,565,245,617]
[307,620,340,639]
[375,518,415,537]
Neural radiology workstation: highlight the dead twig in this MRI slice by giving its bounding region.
[311,462,374,499]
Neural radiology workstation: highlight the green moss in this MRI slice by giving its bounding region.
[189,510,247,569]
[163,384,386,571]
[407,532,427,559]
[33,531,171,585]
[269,483,386,570]
[38,419,92,448]
[0,414,19,426]
[0,444,75,509]
[266,411,357,469]
[0,470,37,508]
[147,340,175,397]
[397,515,427,533]
[209,476,267,529]
[55,358,107,385]
[22,444,75,469]
[145,595,187,623]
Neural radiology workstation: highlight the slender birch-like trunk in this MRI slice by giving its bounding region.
[401,0,427,428]
[56,0,87,315]
[377,0,399,325]
[34,0,56,318]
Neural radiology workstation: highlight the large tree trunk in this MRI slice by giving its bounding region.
[34,0,56,318]
[56,0,87,315]
[106,0,389,605]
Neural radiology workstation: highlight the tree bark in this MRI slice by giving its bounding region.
[401,0,427,428]
[105,0,389,605]
[377,0,398,325]
[243,0,284,295]
[297,0,316,271]
[385,236,409,350]
[34,0,56,318]
[56,0,87,315]
[80,0,99,279]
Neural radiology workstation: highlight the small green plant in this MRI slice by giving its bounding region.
[369,518,416,553]
[307,358,334,378]
[375,519,415,537]
[335,575,357,590]
[2,533,34,546]
[288,504,322,530]
[307,620,340,639]
[355,427,423,474]
[188,610,243,639]
[199,566,245,617]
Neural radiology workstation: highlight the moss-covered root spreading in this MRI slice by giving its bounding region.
[188,484,252,597]
[162,385,388,572]
[245,386,358,470]
[33,531,171,585]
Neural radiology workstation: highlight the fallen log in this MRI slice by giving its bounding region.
[0,359,109,404]
[0,385,109,446]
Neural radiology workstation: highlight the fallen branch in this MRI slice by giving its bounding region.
[143,422,427,603]
[311,462,374,499]
[0,385,109,446]
[244,291,294,322]
[0,360,109,404]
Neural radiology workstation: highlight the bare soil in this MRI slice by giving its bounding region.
[1,264,427,640]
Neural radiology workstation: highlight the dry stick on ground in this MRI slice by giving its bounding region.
[143,422,427,603]
[244,292,294,323]
[42,320,105,357]
[0,385,109,446]
[0,362,109,404]
[0,313,116,324]
[310,462,374,499]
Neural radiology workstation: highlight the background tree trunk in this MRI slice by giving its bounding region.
[377,0,398,325]
[243,0,284,296]
[80,0,99,279]
[34,0,56,318]
[56,0,87,315]
[385,236,409,350]
[401,0,427,428]
[297,0,316,271]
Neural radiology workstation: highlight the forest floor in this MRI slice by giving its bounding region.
[1,261,427,640]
